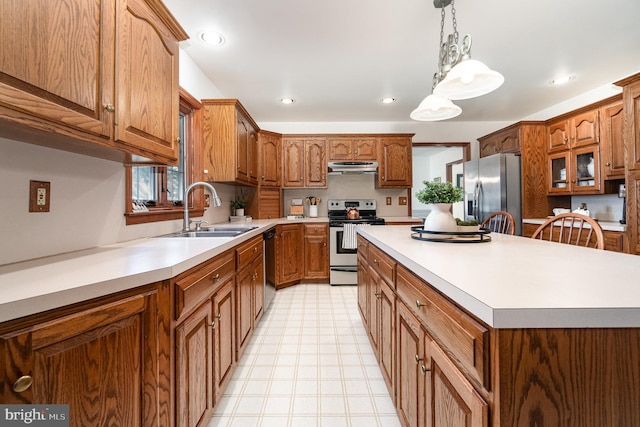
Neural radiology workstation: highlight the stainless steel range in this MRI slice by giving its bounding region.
[328,199,385,285]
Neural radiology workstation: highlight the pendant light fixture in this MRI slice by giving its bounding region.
[411,0,503,121]
[432,0,503,100]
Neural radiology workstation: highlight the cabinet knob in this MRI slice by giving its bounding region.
[104,103,115,113]
[13,375,33,393]
[373,259,379,264]
[216,313,222,321]
[605,162,611,166]
[374,292,380,300]
[212,273,220,281]
[209,321,216,329]
[416,300,425,308]
[253,247,258,252]
[421,364,429,374]
[415,354,424,364]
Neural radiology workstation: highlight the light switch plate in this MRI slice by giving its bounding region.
[399,196,407,205]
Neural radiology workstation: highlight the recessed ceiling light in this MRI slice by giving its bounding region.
[550,75,574,86]
[199,31,225,46]
[280,98,295,105]
[381,98,396,104]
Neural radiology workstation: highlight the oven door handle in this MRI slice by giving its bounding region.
[330,266,357,272]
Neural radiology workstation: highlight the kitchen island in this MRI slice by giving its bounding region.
[356,225,640,427]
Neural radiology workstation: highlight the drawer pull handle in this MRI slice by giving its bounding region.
[421,364,429,374]
[13,375,33,393]
[415,354,423,364]
[416,300,425,308]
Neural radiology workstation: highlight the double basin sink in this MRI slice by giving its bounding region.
[158,225,259,238]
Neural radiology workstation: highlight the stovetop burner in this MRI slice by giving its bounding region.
[327,199,385,225]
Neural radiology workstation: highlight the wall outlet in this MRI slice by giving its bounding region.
[399,196,407,205]
[386,197,392,205]
[29,180,50,212]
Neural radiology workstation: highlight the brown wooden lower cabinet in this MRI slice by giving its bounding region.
[275,223,330,288]
[522,222,628,252]
[303,224,329,279]
[359,236,640,427]
[0,282,170,427]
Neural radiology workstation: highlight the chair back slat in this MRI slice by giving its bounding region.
[531,213,604,250]
[481,211,516,235]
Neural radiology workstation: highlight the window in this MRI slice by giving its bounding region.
[125,88,204,225]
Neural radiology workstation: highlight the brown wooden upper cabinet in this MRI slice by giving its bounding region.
[376,136,413,188]
[258,131,282,187]
[282,137,327,188]
[202,99,260,186]
[479,126,521,157]
[547,109,600,153]
[0,0,187,164]
[328,138,377,161]
[601,98,625,179]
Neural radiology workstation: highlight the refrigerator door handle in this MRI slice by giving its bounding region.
[477,181,483,222]
[472,182,480,221]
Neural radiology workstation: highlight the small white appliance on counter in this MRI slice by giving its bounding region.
[328,199,385,285]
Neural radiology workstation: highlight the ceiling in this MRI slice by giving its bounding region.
[163,0,640,124]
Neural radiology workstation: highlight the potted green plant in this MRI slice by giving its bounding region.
[415,180,463,232]
[456,218,479,232]
[231,199,247,216]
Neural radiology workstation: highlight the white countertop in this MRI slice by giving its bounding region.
[523,217,626,232]
[0,220,285,323]
[358,225,640,329]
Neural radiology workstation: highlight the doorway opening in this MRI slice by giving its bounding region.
[411,142,471,219]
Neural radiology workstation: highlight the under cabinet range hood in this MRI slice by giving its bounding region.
[328,161,378,174]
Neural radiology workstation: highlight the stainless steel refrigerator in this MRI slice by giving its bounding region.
[463,153,522,235]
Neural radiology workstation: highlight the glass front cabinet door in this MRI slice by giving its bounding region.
[548,146,600,194]
[571,145,600,193]
[548,151,571,193]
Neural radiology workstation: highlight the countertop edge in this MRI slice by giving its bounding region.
[357,226,640,329]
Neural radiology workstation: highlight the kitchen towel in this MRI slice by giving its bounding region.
[342,223,370,250]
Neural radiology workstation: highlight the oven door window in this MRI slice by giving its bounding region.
[336,230,357,255]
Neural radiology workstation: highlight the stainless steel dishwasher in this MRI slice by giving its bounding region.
[263,227,276,312]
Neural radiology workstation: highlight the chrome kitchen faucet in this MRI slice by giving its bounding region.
[183,181,222,232]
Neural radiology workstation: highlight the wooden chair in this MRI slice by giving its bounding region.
[481,211,516,235]
[531,212,604,249]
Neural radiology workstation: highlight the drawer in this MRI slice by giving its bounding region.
[175,251,234,320]
[304,224,328,235]
[396,264,490,390]
[236,235,263,270]
[368,244,395,287]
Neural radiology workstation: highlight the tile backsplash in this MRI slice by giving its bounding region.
[571,194,624,222]
[282,173,410,217]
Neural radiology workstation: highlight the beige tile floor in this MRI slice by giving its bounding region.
[208,283,402,427]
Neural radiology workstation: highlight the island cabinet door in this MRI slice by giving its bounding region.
[424,337,488,427]
[396,301,426,427]
[0,287,168,427]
